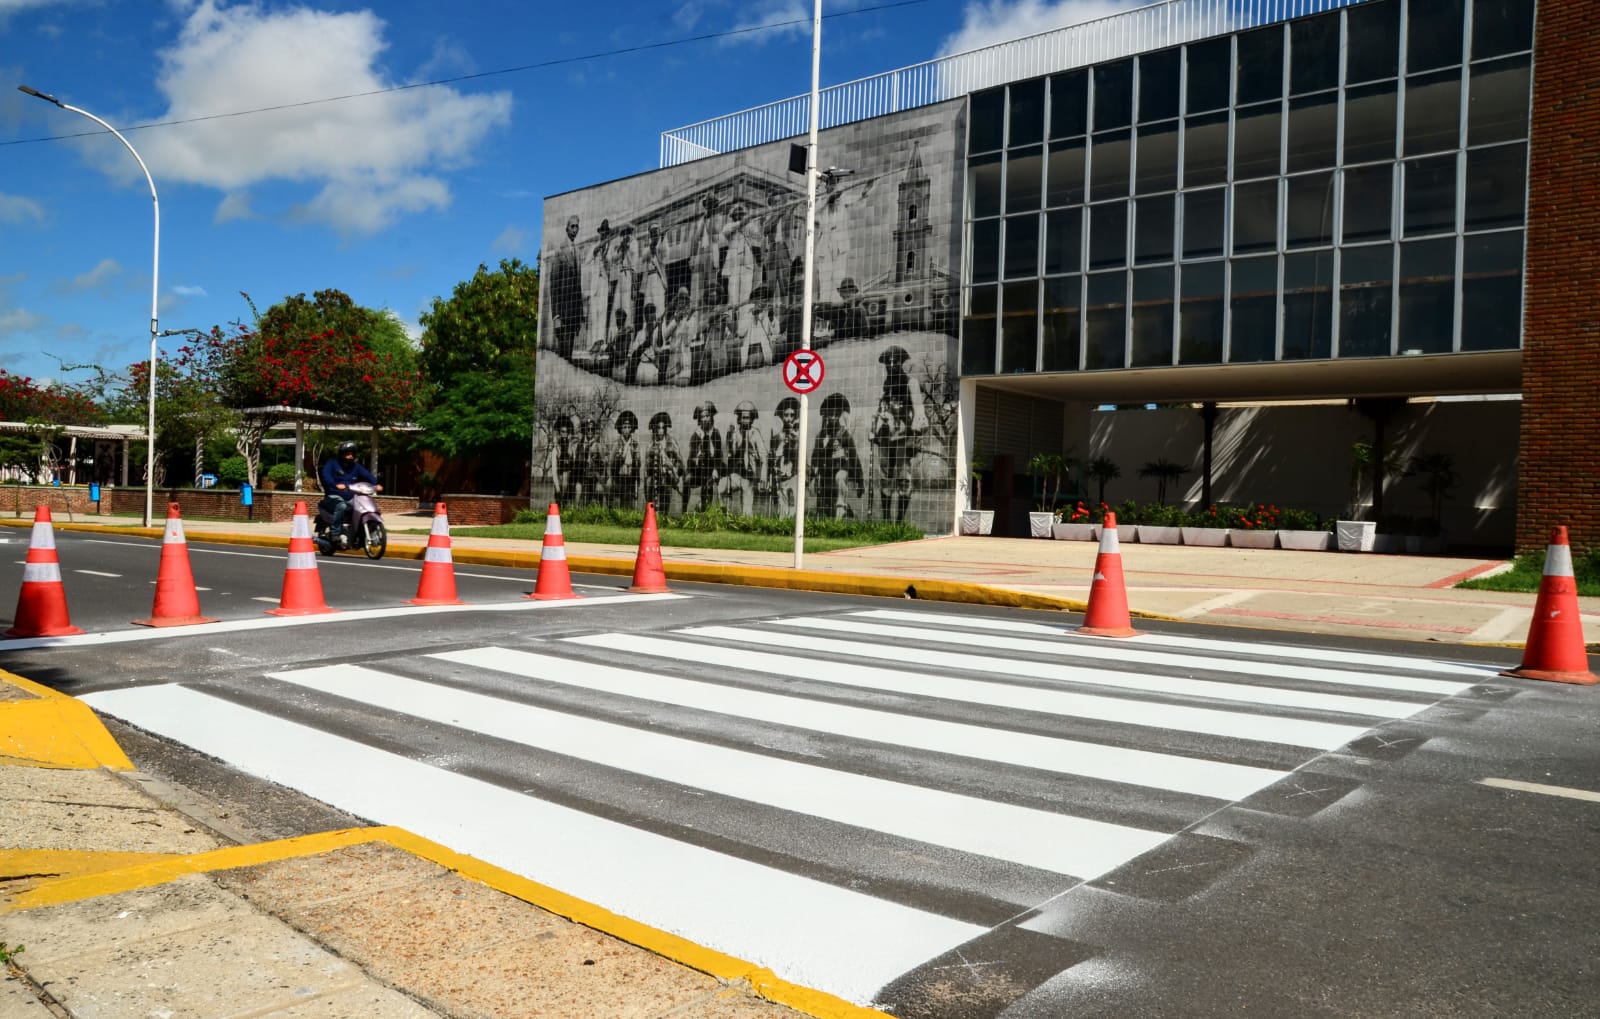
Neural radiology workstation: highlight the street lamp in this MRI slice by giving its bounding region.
[793,0,822,570]
[19,84,160,528]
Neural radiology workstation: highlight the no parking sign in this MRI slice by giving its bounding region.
[782,349,825,395]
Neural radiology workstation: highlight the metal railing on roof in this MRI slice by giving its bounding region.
[661,0,1374,166]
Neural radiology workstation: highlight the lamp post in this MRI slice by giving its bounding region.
[793,0,822,570]
[19,85,160,528]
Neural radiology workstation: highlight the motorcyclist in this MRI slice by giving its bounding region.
[320,441,381,542]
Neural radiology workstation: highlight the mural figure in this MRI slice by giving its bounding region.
[869,344,918,522]
[577,416,609,504]
[644,411,685,515]
[809,392,865,519]
[548,214,586,358]
[582,220,614,358]
[720,401,765,516]
[686,400,725,510]
[547,411,580,507]
[610,410,641,510]
[769,396,801,518]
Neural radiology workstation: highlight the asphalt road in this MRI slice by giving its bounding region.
[3,529,1598,1016]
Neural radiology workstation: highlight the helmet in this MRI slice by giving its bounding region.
[615,410,638,432]
[820,393,850,418]
[694,400,718,421]
[649,411,672,431]
[878,344,910,367]
[735,400,758,420]
[775,396,800,417]
[337,441,358,458]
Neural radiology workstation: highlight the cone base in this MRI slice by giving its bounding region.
[4,624,85,638]
[627,581,672,594]
[133,615,219,628]
[1077,624,1143,638]
[265,606,340,617]
[1499,666,1599,686]
[526,591,582,601]
[408,596,466,606]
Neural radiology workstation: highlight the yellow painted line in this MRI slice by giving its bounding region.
[0,670,133,770]
[1479,777,1600,803]
[0,848,187,899]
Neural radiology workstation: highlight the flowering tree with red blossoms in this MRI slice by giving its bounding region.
[0,370,106,481]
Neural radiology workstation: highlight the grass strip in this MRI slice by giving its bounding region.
[1456,550,1600,597]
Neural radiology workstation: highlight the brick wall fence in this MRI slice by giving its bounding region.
[1521,0,1600,555]
[2,485,530,528]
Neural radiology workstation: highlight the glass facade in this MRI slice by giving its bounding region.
[961,0,1533,374]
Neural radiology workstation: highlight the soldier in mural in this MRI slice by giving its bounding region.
[868,344,918,522]
[720,401,765,517]
[576,416,609,504]
[610,410,641,510]
[686,400,725,510]
[582,220,613,359]
[809,392,865,519]
[768,395,801,518]
[740,284,780,368]
[547,410,580,507]
[644,410,684,515]
[548,214,585,358]
[640,225,668,331]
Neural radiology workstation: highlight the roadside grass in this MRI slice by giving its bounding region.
[1456,549,1600,597]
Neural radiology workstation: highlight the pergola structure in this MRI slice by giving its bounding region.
[241,406,418,491]
[0,421,145,485]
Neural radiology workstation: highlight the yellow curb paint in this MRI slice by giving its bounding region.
[0,848,187,902]
[0,670,132,771]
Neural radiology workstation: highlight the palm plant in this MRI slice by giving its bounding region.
[1406,452,1459,526]
[1027,451,1069,511]
[1138,458,1188,505]
[1085,456,1121,506]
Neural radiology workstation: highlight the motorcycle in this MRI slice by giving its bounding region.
[314,481,387,559]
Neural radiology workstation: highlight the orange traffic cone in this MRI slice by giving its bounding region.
[1501,526,1597,685]
[6,505,83,638]
[528,502,580,601]
[134,503,218,627]
[267,501,337,616]
[628,502,672,594]
[1077,511,1141,638]
[410,501,465,606]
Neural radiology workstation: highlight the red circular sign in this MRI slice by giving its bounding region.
[782,349,825,394]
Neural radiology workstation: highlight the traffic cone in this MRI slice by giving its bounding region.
[1500,526,1597,685]
[134,503,218,627]
[5,505,83,637]
[410,501,465,606]
[627,502,672,594]
[267,501,338,616]
[1077,511,1141,638]
[528,502,581,601]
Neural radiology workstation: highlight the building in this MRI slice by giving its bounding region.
[539,0,1593,552]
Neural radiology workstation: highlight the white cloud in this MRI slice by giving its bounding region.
[50,258,122,295]
[172,284,208,297]
[0,192,45,224]
[136,1,512,235]
[938,0,1148,57]
[493,225,528,254]
[0,307,46,337]
[213,191,256,223]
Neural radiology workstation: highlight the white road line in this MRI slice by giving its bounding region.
[272,662,1168,878]
[854,608,1500,678]
[1173,590,1261,619]
[1478,777,1600,803]
[778,617,1473,697]
[1468,607,1531,645]
[74,569,122,578]
[574,631,1371,751]
[681,624,1424,720]
[251,596,281,604]
[440,646,1286,801]
[79,683,980,1005]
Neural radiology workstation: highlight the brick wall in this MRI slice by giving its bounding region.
[431,494,529,526]
[1520,0,1600,555]
[2,486,110,519]
[104,488,423,523]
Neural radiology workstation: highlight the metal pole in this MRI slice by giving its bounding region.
[19,85,160,528]
[793,0,823,570]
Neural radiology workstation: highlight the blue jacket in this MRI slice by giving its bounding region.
[321,457,376,501]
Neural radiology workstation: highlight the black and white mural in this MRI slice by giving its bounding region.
[538,101,964,531]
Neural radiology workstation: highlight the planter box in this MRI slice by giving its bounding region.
[1228,529,1278,549]
[1051,522,1098,541]
[1181,526,1230,547]
[1028,511,1060,538]
[1277,529,1333,551]
[1335,519,1376,552]
[1405,534,1446,555]
[959,509,995,535]
[1372,533,1407,554]
[1137,524,1182,544]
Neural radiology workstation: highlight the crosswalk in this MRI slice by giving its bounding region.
[80,607,1498,1009]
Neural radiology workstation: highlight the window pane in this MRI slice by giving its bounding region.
[1085,272,1127,369]
[1044,208,1083,275]
[1184,111,1230,187]
[1236,26,1284,105]
[1287,92,1339,172]
[1088,202,1128,270]
[1339,244,1393,357]
[1468,56,1531,145]
[1139,49,1181,123]
[1046,140,1086,207]
[970,218,1000,283]
[1233,180,1279,255]
[1094,61,1134,132]
[1131,267,1175,367]
[1282,250,1335,359]
[1050,70,1088,138]
[1408,0,1465,73]
[1183,187,1227,259]
[1090,130,1131,200]
[1472,0,1535,60]
[1001,281,1039,372]
[969,152,1002,218]
[1008,79,1045,148]
[1344,83,1398,164]
[1186,37,1232,114]
[1135,194,1175,264]
[970,89,1005,153]
[1347,0,1400,84]
[1042,275,1082,370]
[1286,171,1336,249]
[1404,154,1458,236]
[1464,143,1527,230]
[1006,146,1044,213]
[962,286,998,374]
[1229,256,1278,362]
[1404,70,1462,156]
[1179,261,1225,364]
[1461,230,1522,350]
[1004,213,1040,278]
[1398,237,1456,354]
[1290,11,1341,95]
[1343,164,1395,243]
[1135,121,1179,194]
[1233,103,1282,180]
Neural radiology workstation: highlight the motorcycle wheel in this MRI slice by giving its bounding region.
[362,520,387,560]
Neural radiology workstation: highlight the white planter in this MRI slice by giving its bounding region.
[1137,524,1182,544]
[959,509,995,536]
[1228,529,1278,549]
[1181,526,1230,547]
[1335,519,1376,552]
[1277,529,1333,551]
[1028,511,1059,538]
[1051,522,1098,541]
[1372,533,1407,554]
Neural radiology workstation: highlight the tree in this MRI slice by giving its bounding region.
[1086,456,1121,505]
[1139,458,1188,505]
[0,370,102,484]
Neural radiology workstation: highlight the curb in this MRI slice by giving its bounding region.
[0,669,133,770]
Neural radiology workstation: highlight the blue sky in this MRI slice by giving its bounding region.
[0,0,1140,390]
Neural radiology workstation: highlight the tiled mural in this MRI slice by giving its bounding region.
[538,100,966,531]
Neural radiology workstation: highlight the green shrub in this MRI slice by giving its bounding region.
[1276,506,1326,530]
[1140,502,1185,526]
[266,463,298,488]
[1182,504,1235,528]
[513,503,920,543]
[217,456,249,488]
